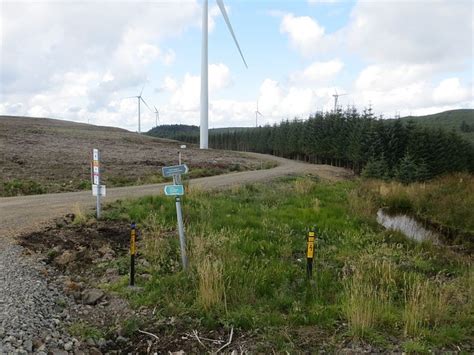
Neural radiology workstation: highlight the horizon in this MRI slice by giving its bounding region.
[1,0,472,132]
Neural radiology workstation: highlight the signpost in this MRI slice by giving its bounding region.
[162,163,189,271]
[306,230,315,279]
[91,148,105,219]
[162,164,189,178]
[164,184,184,196]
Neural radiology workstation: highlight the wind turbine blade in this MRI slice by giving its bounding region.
[216,0,248,68]
[122,96,137,99]
[154,105,158,113]
[141,97,152,112]
[139,84,145,96]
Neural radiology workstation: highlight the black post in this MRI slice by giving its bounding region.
[130,222,136,286]
[306,230,315,279]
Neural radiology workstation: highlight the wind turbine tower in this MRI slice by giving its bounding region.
[200,0,247,149]
[154,106,160,127]
[332,90,348,112]
[125,86,152,133]
[255,100,263,127]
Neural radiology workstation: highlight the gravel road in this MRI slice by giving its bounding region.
[0,153,351,353]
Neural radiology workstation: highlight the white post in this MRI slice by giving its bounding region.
[200,0,209,149]
[138,97,141,133]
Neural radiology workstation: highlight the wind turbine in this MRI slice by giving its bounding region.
[255,100,263,127]
[154,106,160,127]
[332,90,348,112]
[200,0,248,149]
[125,86,152,133]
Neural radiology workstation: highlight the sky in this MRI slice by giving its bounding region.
[0,0,473,132]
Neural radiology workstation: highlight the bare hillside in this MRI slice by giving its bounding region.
[0,116,267,196]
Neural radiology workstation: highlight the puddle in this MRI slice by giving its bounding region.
[376,209,440,244]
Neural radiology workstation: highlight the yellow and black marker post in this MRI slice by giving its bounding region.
[130,222,137,286]
[306,230,315,279]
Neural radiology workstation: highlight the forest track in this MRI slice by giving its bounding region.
[0,153,352,238]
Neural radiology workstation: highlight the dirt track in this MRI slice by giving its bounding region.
[0,153,351,237]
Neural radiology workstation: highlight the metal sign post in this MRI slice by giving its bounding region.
[162,164,189,271]
[306,230,315,279]
[91,149,101,219]
[175,195,187,270]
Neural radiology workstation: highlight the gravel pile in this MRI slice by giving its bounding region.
[0,243,80,354]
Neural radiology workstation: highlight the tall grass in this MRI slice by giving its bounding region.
[197,256,225,311]
[344,256,396,337]
[72,203,88,225]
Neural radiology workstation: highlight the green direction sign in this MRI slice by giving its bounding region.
[164,184,184,196]
[162,164,189,178]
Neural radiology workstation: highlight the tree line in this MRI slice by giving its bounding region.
[150,109,474,183]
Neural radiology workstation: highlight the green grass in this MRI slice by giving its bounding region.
[1,179,46,196]
[101,175,473,351]
[69,321,104,340]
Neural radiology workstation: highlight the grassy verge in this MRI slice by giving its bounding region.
[101,176,472,351]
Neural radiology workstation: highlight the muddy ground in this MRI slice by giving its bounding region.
[0,116,266,196]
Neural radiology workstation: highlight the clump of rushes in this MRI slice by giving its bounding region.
[343,256,395,338]
[197,256,225,311]
[72,203,87,225]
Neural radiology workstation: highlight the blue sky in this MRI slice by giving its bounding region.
[1,0,472,131]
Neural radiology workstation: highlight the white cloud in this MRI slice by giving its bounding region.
[290,59,344,83]
[352,65,473,117]
[346,0,472,67]
[433,78,470,104]
[169,63,233,112]
[280,13,325,56]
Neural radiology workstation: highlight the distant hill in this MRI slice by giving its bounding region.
[148,109,474,145]
[147,125,252,142]
[0,116,262,196]
[399,109,474,144]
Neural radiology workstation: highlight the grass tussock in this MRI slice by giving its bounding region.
[197,256,225,311]
[344,256,395,337]
[72,203,88,225]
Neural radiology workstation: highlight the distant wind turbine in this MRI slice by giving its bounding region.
[332,90,348,112]
[255,100,263,127]
[154,106,160,127]
[125,86,152,133]
[200,0,248,149]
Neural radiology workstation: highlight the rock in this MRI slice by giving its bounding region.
[23,339,33,352]
[64,341,73,351]
[49,349,68,355]
[96,338,107,348]
[116,336,128,344]
[0,326,5,337]
[4,335,16,343]
[32,337,43,347]
[88,347,102,355]
[54,251,76,266]
[81,289,105,305]
[98,245,115,260]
